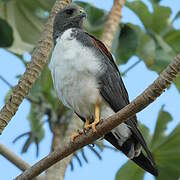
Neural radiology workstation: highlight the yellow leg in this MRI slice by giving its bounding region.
[87,103,100,132]
[71,130,83,142]
[92,103,100,132]
[84,118,90,131]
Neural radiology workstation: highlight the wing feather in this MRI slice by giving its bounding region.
[86,32,156,167]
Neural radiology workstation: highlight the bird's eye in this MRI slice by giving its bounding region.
[66,9,74,15]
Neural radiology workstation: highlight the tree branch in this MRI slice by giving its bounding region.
[0,0,72,134]
[45,115,82,180]
[15,53,180,180]
[101,0,126,49]
[0,74,40,104]
[0,143,44,180]
[0,143,30,171]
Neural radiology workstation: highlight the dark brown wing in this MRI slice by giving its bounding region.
[86,32,157,170]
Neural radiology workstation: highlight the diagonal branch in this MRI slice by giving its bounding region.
[15,53,180,180]
[0,143,43,180]
[0,143,30,171]
[45,114,82,180]
[0,0,72,134]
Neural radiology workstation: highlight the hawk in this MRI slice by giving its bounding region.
[49,4,158,176]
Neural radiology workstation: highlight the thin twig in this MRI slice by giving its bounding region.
[0,143,30,171]
[0,74,39,104]
[15,54,180,180]
[0,143,43,180]
[0,75,13,88]
[121,59,141,76]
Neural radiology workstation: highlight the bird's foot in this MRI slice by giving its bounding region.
[86,102,100,132]
[86,118,102,132]
[84,118,90,131]
[87,121,99,132]
[71,130,83,142]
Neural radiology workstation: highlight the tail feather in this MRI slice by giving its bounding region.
[105,132,158,176]
[132,153,158,176]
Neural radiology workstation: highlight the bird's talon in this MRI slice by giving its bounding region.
[92,123,97,132]
[83,128,87,135]
[84,119,90,131]
[71,130,83,142]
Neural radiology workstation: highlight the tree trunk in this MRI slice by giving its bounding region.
[45,115,82,180]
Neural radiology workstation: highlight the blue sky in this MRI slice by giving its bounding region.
[0,0,180,180]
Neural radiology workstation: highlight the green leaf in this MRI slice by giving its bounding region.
[28,104,44,142]
[150,0,162,3]
[151,4,171,34]
[0,0,54,54]
[139,123,152,146]
[136,32,156,67]
[126,1,152,30]
[116,161,145,180]
[153,124,180,180]
[164,30,180,53]
[172,10,180,22]
[114,24,138,64]
[174,74,180,93]
[148,32,175,73]
[0,17,13,47]
[151,106,172,150]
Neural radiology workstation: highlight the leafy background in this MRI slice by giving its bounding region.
[0,0,180,179]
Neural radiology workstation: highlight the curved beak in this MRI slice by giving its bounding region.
[79,9,87,18]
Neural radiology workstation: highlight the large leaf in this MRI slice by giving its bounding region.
[0,17,13,47]
[114,23,156,66]
[151,4,171,34]
[0,0,54,54]
[116,161,145,180]
[125,1,152,30]
[136,32,156,67]
[150,33,176,72]
[151,106,172,150]
[114,24,138,64]
[153,124,180,180]
[164,30,180,53]
[172,10,180,22]
[174,74,180,92]
[126,1,171,34]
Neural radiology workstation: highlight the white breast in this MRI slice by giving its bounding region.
[49,28,131,146]
[49,28,102,118]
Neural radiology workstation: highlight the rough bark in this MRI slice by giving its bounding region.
[45,115,82,180]
[15,54,180,180]
[0,0,72,134]
[101,0,125,49]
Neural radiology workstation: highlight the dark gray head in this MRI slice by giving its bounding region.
[53,4,87,44]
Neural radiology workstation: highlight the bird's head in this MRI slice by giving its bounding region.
[53,4,87,43]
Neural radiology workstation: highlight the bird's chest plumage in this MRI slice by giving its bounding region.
[49,29,102,117]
